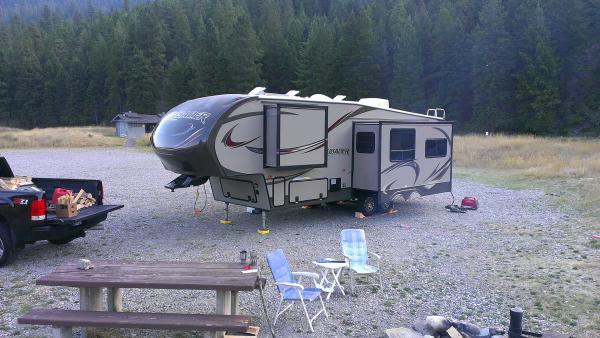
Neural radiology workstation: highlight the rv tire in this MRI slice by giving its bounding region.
[357,193,377,217]
[378,201,393,213]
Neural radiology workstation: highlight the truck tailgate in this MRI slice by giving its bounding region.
[46,205,124,225]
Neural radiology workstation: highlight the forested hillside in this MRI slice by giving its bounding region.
[0,0,153,22]
[0,0,599,134]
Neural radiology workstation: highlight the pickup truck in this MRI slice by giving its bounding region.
[0,156,123,267]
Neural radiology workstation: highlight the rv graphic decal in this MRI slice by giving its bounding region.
[328,106,374,132]
[381,161,420,193]
[424,158,452,182]
[222,124,260,148]
[244,139,326,155]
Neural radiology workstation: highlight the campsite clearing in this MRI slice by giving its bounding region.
[0,148,598,337]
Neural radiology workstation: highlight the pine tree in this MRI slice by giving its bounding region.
[223,10,263,93]
[165,57,192,107]
[471,0,514,132]
[258,0,294,92]
[515,3,561,134]
[389,0,424,111]
[126,48,156,113]
[336,7,380,100]
[429,0,472,121]
[295,18,336,96]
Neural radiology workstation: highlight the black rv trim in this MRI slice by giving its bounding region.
[351,122,356,189]
[378,122,382,193]
[449,124,454,192]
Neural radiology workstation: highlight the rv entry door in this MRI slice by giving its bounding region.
[352,123,380,191]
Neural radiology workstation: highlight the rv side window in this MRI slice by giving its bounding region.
[356,132,375,153]
[425,139,447,158]
[390,129,415,161]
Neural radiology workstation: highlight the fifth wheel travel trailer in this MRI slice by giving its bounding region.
[152,87,453,218]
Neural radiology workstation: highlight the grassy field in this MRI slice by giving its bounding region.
[455,134,600,335]
[0,126,123,148]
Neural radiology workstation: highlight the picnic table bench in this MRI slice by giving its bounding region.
[18,260,263,338]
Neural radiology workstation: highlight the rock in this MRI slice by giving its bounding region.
[426,316,452,333]
[386,327,424,338]
[454,321,481,336]
[78,259,93,270]
[412,319,438,336]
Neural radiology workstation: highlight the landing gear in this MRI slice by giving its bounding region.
[257,210,269,234]
[220,202,233,224]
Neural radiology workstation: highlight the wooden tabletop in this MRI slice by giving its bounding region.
[37,261,259,291]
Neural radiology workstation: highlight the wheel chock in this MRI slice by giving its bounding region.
[220,219,233,224]
[257,228,270,235]
[387,208,398,214]
[354,212,365,219]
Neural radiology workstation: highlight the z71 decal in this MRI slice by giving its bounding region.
[12,197,28,205]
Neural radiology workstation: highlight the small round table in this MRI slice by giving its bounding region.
[312,259,349,300]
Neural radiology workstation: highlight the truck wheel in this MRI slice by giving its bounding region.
[0,224,16,267]
[357,193,377,216]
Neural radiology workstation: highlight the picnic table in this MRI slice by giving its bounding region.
[30,260,261,338]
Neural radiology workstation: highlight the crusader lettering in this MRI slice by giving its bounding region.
[167,111,212,124]
[328,148,350,156]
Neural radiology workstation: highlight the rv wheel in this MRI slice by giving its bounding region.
[358,194,377,216]
[0,223,16,267]
[378,201,393,213]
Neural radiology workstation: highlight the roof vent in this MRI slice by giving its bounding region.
[359,98,389,108]
[333,95,346,101]
[286,90,300,97]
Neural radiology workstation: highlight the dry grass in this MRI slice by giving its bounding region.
[0,126,123,148]
[454,134,600,178]
[455,134,600,336]
[136,133,152,147]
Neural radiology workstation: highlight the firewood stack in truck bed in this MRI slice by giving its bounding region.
[0,176,34,190]
[55,189,96,210]
[72,189,96,209]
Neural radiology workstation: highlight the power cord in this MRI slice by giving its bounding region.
[193,184,208,216]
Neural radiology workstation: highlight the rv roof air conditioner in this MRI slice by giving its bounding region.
[358,98,389,108]
[310,94,332,101]
[248,87,267,95]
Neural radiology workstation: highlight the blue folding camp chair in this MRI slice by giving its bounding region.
[340,229,382,293]
[266,249,328,332]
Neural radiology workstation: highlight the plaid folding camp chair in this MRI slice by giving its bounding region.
[266,249,328,332]
[340,229,382,293]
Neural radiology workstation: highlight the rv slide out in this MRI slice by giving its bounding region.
[152,88,452,216]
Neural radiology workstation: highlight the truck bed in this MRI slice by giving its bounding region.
[46,205,124,226]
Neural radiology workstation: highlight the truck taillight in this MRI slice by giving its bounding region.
[30,199,47,221]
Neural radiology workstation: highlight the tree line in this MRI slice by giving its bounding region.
[0,0,599,135]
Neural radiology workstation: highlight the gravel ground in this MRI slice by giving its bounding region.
[0,148,593,338]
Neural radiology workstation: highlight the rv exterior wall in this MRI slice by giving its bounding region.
[193,95,451,210]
